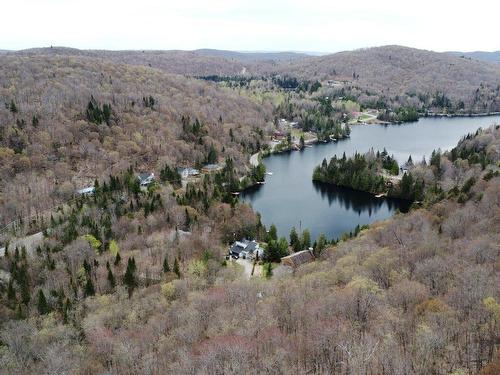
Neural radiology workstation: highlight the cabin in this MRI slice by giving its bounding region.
[229,239,263,259]
[138,172,155,186]
[77,187,95,196]
[281,249,315,268]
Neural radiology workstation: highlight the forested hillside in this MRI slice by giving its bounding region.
[12,48,249,76]
[278,46,500,113]
[16,45,500,114]
[0,112,498,373]
[0,54,273,227]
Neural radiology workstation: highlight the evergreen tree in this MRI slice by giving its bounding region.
[106,261,116,288]
[114,251,121,265]
[173,257,181,278]
[301,229,311,250]
[289,227,300,252]
[123,258,137,296]
[268,224,278,241]
[7,279,16,302]
[84,278,95,297]
[9,99,18,113]
[264,237,289,262]
[63,298,71,324]
[18,264,30,305]
[163,256,170,273]
[206,144,218,164]
[315,233,328,257]
[37,289,49,315]
[15,303,24,320]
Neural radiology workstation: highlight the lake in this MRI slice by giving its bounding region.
[240,115,500,241]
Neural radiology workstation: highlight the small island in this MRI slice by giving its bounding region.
[312,149,425,201]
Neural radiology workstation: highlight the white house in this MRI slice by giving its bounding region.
[138,172,155,186]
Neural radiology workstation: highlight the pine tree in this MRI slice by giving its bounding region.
[163,256,170,273]
[114,252,121,265]
[301,229,311,250]
[9,99,18,113]
[18,264,31,305]
[15,303,24,320]
[268,224,278,241]
[7,279,16,303]
[123,258,137,296]
[106,261,116,288]
[173,257,181,278]
[84,278,95,297]
[63,298,71,324]
[37,289,49,315]
[289,227,300,252]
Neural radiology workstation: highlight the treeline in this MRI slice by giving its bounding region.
[377,106,420,122]
[313,150,425,200]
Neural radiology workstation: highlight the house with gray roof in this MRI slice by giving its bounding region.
[138,172,155,186]
[229,239,263,259]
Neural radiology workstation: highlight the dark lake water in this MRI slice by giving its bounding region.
[241,115,500,241]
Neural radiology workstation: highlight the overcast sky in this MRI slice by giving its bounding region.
[2,0,499,52]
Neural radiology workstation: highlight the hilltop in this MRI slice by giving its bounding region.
[194,49,312,62]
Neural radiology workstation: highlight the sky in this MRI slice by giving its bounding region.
[1,0,499,53]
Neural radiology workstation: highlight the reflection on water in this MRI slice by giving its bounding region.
[312,181,411,216]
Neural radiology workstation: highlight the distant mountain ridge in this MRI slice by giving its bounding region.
[447,50,500,64]
[194,49,312,62]
[8,45,500,112]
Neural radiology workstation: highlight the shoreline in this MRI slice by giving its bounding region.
[424,111,500,118]
[350,111,500,127]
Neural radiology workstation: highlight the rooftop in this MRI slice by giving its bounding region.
[281,249,315,268]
